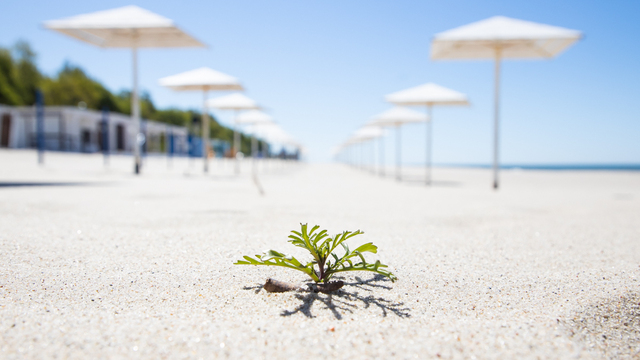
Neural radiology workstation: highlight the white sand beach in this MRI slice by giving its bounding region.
[1,150,639,359]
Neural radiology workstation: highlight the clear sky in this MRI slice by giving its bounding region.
[1,0,639,164]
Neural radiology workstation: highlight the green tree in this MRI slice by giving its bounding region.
[13,41,42,105]
[41,62,120,111]
[0,47,22,105]
[0,41,42,105]
[154,108,189,127]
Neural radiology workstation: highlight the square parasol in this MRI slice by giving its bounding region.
[431,16,581,189]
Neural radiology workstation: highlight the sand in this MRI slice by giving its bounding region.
[1,149,639,359]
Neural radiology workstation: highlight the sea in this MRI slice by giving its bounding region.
[438,163,640,171]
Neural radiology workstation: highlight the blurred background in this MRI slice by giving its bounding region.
[0,0,639,165]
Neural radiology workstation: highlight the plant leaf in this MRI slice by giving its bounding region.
[353,242,377,254]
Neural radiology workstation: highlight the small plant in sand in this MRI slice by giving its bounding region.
[235,224,397,293]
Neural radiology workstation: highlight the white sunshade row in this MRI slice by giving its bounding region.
[44,5,302,153]
[43,5,205,48]
[431,16,582,59]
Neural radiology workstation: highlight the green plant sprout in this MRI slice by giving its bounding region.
[234,224,397,284]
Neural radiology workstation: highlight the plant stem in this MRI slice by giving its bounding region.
[318,259,325,282]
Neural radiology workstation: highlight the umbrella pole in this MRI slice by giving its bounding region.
[360,142,364,171]
[263,140,268,172]
[493,48,502,190]
[352,144,355,168]
[233,110,240,175]
[371,140,375,174]
[426,105,433,186]
[351,144,354,167]
[251,135,257,174]
[202,89,209,173]
[396,124,401,181]
[132,45,141,175]
[379,134,384,177]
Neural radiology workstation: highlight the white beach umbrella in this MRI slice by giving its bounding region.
[208,93,260,174]
[370,106,429,126]
[235,110,273,125]
[235,110,274,162]
[44,5,205,174]
[207,93,260,110]
[385,83,469,185]
[431,16,582,189]
[244,123,273,138]
[159,67,243,173]
[244,123,271,161]
[353,125,385,140]
[370,107,429,181]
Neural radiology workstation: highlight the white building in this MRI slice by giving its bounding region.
[0,105,189,155]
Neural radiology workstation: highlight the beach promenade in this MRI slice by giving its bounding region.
[1,150,639,358]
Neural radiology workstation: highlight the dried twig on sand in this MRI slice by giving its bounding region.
[263,278,344,294]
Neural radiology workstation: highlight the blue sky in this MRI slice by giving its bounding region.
[1,0,639,164]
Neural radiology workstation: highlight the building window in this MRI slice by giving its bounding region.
[116,124,125,151]
[1,114,10,147]
[81,129,92,152]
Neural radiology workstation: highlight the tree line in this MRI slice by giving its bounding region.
[0,41,254,153]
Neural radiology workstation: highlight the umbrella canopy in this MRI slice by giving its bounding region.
[249,124,295,145]
[431,16,581,189]
[159,67,243,173]
[159,67,242,91]
[44,5,205,175]
[385,83,469,185]
[431,16,581,60]
[352,125,385,141]
[207,93,259,110]
[235,110,273,125]
[385,83,469,106]
[369,106,429,127]
[43,5,204,48]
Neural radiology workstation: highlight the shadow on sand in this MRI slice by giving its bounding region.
[281,275,410,319]
[372,173,461,187]
[0,181,97,188]
[242,274,411,319]
[399,176,461,187]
